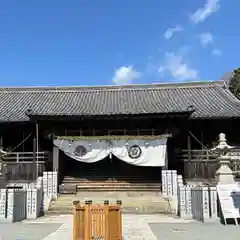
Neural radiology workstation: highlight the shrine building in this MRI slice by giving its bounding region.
[0,80,240,193]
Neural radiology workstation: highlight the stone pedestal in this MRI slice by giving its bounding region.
[215,156,235,184]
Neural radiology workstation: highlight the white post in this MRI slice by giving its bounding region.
[6,189,14,222]
[167,171,173,196]
[209,187,218,220]
[178,186,186,218]
[27,188,38,219]
[202,186,210,222]
[52,171,58,199]
[185,186,192,219]
[0,189,7,222]
[161,170,167,196]
[171,170,178,198]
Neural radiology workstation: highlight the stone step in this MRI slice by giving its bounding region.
[63,176,159,183]
[50,200,171,205]
[64,182,161,186]
[60,185,162,195]
[76,185,160,188]
[75,191,162,198]
[61,178,162,195]
[48,203,173,215]
[52,196,166,201]
[60,184,161,191]
[47,195,175,215]
[50,197,168,205]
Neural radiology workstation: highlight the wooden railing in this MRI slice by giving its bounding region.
[2,151,49,162]
[2,151,50,181]
[73,200,122,240]
[176,149,240,181]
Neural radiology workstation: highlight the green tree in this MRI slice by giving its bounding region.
[229,68,240,99]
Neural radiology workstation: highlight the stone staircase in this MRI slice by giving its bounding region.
[47,192,176,215]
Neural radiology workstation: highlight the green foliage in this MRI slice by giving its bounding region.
[229,68,240,99]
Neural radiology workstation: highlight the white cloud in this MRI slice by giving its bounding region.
[164,26,183,40]
[198,32,214,46]
[158,52,198,81]
[157,66,165,73]
[212,49,222,56]
[190,0,220,24]
[112,65,141,85]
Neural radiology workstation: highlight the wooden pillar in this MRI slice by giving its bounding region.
[53,146,59,172]
[32,137,36,181]
[200,131,204,150]
[187,133,192,179]
[0,137,3,149]
[36,122,39,177]
[187,134,191,160]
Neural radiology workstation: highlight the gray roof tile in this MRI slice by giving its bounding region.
[0,81,240,122]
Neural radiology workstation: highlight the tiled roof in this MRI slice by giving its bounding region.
[0,81,240,122]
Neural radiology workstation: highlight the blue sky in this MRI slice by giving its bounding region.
[0,0,239,86]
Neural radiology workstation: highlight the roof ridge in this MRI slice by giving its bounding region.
[0,80,224,93]
[217,84,240,106]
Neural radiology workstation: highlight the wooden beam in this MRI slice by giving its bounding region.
[32,138,36,181]
[36,122,39,177]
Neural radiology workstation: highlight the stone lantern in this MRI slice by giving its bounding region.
[212,133,235,184]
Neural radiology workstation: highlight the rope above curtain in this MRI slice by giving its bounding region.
[53,139,167,167]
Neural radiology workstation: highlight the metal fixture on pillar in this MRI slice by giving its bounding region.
[211,133,235,184]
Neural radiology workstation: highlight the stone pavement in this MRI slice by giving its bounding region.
[2,214,240,239]
[150,222,240,240]
[0,223,62,240]
[21,214,195,240]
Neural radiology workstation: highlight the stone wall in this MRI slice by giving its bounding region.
[177,185,218,222]
[0,171,57,223]
[162,170,218,223]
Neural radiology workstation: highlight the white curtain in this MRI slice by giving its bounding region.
[53,138,167,167]
[53,139,110,163]
[111,139,167,167]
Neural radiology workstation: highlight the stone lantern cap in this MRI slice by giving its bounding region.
[212,133,234,156]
